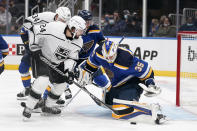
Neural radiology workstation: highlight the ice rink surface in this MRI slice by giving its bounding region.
[0,70,197,131]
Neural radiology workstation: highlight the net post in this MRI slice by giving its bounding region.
[176,33,181,107]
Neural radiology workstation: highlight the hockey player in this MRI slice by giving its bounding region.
[0,35,8,75]
[42,9,106,105]
[78,9,105,63]
[17,7,71,100]
[22,16,86,119]
[77,40,166,124]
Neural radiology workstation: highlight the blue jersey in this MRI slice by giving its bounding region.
[0,35,8,63]
[79,25,105,59]
[86,46,154,87]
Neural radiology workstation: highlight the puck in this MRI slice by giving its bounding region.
[130,122,137,125]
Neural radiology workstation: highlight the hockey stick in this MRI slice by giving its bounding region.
[73,81,134,115]
[64,88,82,107]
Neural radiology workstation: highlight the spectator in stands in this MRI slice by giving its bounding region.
[9,0,20,17]
[179,16,197,31]
[149,18,159,36]
[48,0,58,12]
[124,15,141,36]
[102,13,113,35]
[103,10,126,36]
[0,3,12,34]
[153,17,176,37]
[159,15,167,25]
[123,9,131,23]
[194,11,197,27]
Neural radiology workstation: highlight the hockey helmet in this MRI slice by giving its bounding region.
[78,10,93,21]
[102,40,119,63]
[56,7,71,22]
[67,16,86,38]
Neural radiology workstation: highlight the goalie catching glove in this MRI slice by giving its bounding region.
[139,83,161,97]
[77,67,92,87]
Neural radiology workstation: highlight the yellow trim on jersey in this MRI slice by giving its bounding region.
[21,75,31,80]
[114,63,129,70]
[19,32,25,35]
[96,52,105,59]
[46,86,51,91]
[107,85,112,92]
[0,61,4,66]
[100,66,106,73]
[140,67,153,81]
[2,52,8,55]
[24,41,29,44]
[87,59,98,69]
[88,30,100,33]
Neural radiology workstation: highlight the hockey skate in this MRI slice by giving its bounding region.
[41,105,61,115]
[56,88,72,105]
[17,87,31,100]
[151,103,167,124]
[21,102,32,120]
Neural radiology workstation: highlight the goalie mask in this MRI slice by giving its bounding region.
[102,40,119,63]
[56,7,71,23]
[67,16,86,39]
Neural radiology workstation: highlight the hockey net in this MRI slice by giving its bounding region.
[176,31,197,107]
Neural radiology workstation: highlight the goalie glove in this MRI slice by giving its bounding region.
[139,83,161,97]
[77,67,92,87]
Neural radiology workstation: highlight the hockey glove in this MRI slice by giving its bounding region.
[65,70,75,85]
[144,85,161,97]
[139,83,161,97]
[78,67,92,87]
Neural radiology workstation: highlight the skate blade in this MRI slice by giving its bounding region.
[40,112,61,116]
[32,108,42,113]
[17,97,28,100]
[22,116,30,122]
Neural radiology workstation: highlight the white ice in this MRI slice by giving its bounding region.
[0,70,197,131]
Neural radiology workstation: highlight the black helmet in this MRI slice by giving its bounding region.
[78,10,93,21]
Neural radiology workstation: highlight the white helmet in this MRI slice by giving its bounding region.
[67,16,86,38]
[56,7,71,22]
[102,40,119,63]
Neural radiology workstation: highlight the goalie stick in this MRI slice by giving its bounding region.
[40,56,134,115]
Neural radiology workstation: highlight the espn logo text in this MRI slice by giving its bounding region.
[188,46,197,61]
[8,44,25,55]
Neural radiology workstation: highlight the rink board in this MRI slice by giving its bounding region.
[2,35,196,77]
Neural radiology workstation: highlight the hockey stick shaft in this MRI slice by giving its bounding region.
[64,88,82,107]
[118,36,125,44]
[73,81,134,115]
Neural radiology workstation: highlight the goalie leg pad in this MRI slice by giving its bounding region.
[112,99,152,120]
[112,98,164,124]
